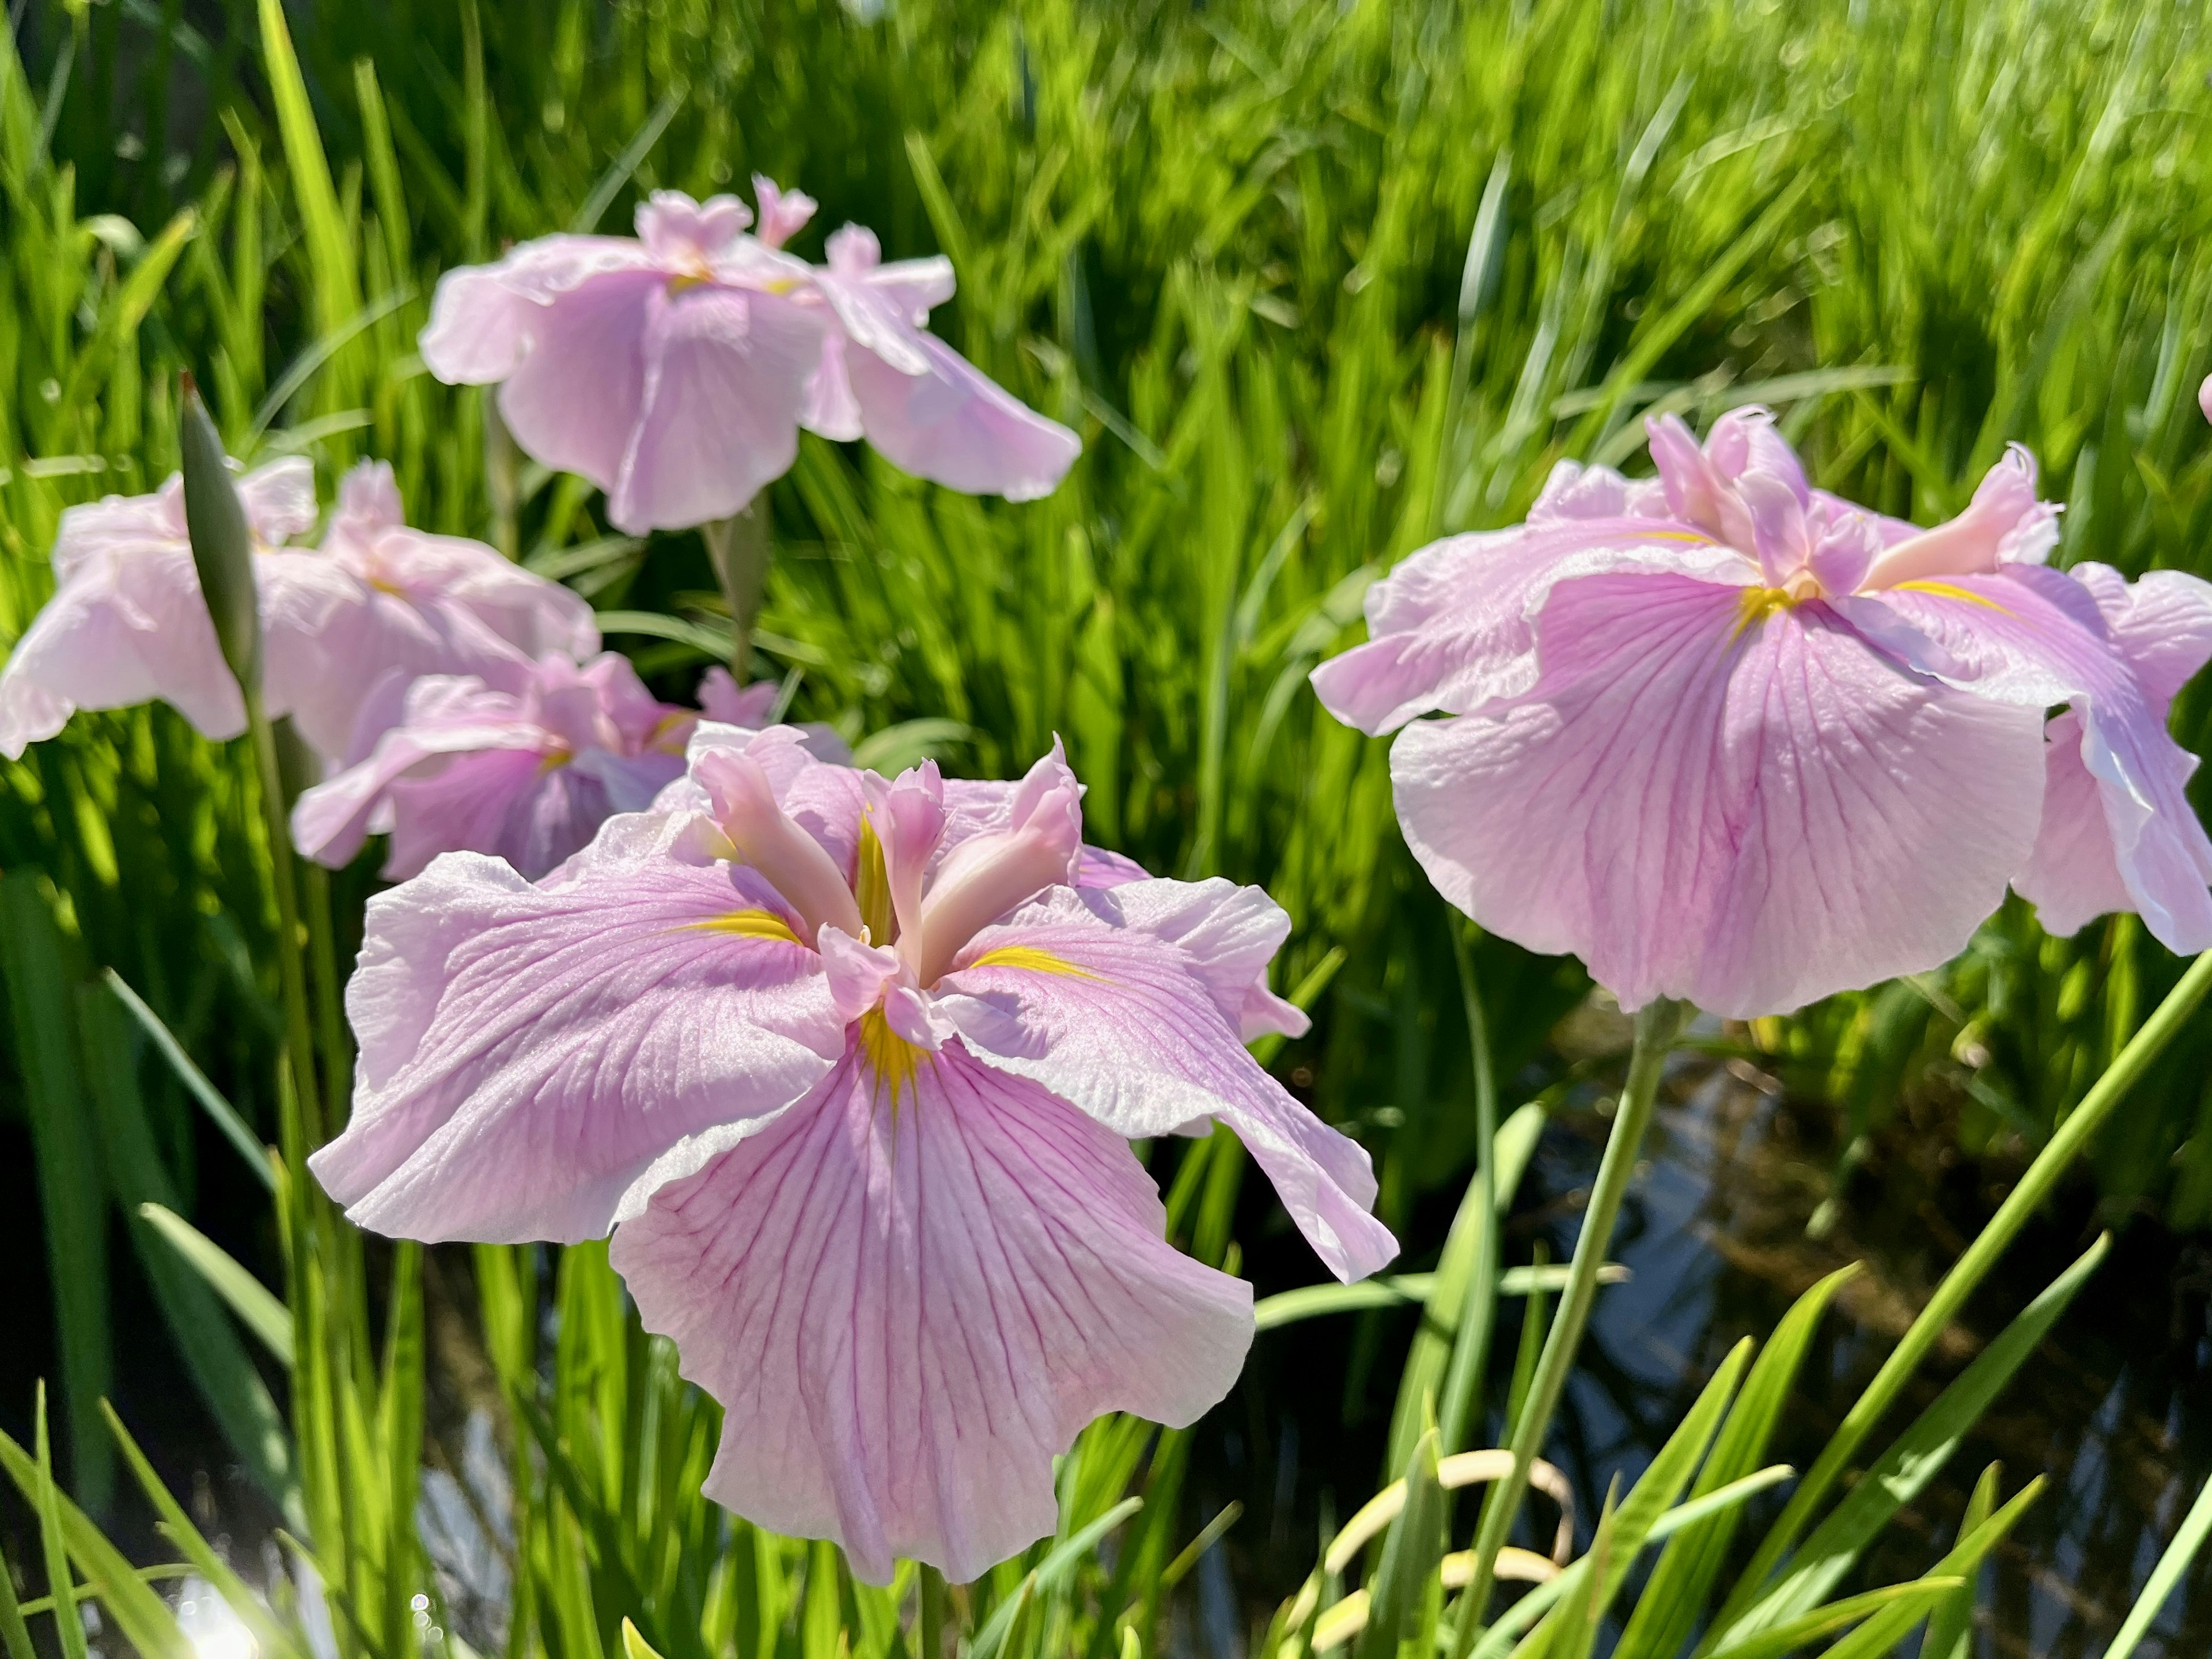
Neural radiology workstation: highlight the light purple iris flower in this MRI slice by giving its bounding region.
[0,456,597,763]
[1,458,317,757]
[1312,408,2212,1018]
[418,181,1079,533]
[291,652,695,881]
[268,461,601,757]
[309,729,1394,1581]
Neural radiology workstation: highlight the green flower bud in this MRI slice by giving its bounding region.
[179,378,263,696]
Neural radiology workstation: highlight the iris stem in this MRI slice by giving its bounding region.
[1703,945,2212,1644]
[1450,995,1687,1653]
[247,695,324,1150]
[703,501,772,683]
[919,1563,948,1659]
[1437,921,1499,1460]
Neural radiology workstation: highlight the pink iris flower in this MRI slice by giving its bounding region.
[0,456,597,763]
[1,459,318,757]
[267,461,600,757]
[291,652,695,881]
[309,729,1394,1581]
[1312,408,2212,1018]
[418,181,1080,533]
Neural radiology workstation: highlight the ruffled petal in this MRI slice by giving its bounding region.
[0,544,245,755]
[1857,565,2212,952]
[420,237,661,384]
[2013,711,2135,938]
[842,329,1080,503]
[491,267,665,492]
[932,916,1395,1281]
[291,676,547,872]
[1308,520,1748,737]
[1391,572,2048,1017]
[607,283,825,533]
[1081,877,1310,1041]
[309,851,844,1244]
[610,1041,1252,1584]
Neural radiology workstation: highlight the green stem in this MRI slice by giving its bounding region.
[1708,947,2212,1642]
[1452,997,1688,1652]
[920,1563,949,1659]
[247,697,323,1148]
[1437,921,1499,1459]
[703,502,772,683]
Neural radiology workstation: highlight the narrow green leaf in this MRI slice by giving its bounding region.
[968,1498,1142,1659]
[32,1388,88,1659]
[0,874,113,1513]
[1354,1428,1445,1659]
[1921,1463,1999,1659]
[0,1430,193,1659]
[137,1203,297,1367]
[571,87,685,234]
[75,987,296,1517]
[1712,1237,2103,1645]
[1699,1580,1961,1659]
[2101,1466,2212,1659]
[0,1531,36,1659]
[257,0,362,340]
[102,969,274,1190]
[101,1404,303,1659]
[1257,1266,1628,1330]
[1615,1263,1858,1659]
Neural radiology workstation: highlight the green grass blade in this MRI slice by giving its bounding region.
[257,0,362,345]
[75,986,297,1516]
[2100,1467,2212,1659]
[103,968,274,1190]
[32,1388,89,1659]
[1920,1463,1999,1659]
[570,86,684,234]
[1614,1263,1859,1659]
[101,1403,305,1659]
[0,874,113,1513]
[0,1420,191,1659]
[137,1202,298,1367]
[1709,1237,2107,1647]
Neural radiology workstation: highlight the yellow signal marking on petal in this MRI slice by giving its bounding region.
[858,1006,927,1109]
[684,908,805,946]
[963,945,1099,978]
[1640,529,1719,543]
[1892,578,2012,614]
[1730,585,1801,641]
[666,271,712,296]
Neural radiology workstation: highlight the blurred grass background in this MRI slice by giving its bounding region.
[3,0,2212,1601]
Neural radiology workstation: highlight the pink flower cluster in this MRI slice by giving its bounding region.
[1313,408,2212,1017]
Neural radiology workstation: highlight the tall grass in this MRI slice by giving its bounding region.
[5,0,2212,1653]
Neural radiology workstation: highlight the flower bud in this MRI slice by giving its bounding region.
[179,379,263,696]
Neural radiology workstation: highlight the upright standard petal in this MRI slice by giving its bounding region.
[932,907,1396,1282]
[612,1041,1253,1584]
[1390,573,2047,1018]
[312,851,844,1244]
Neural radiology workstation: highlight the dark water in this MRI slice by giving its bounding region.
[1206,1035,2212,1657]
[8,1029,2212,1657]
